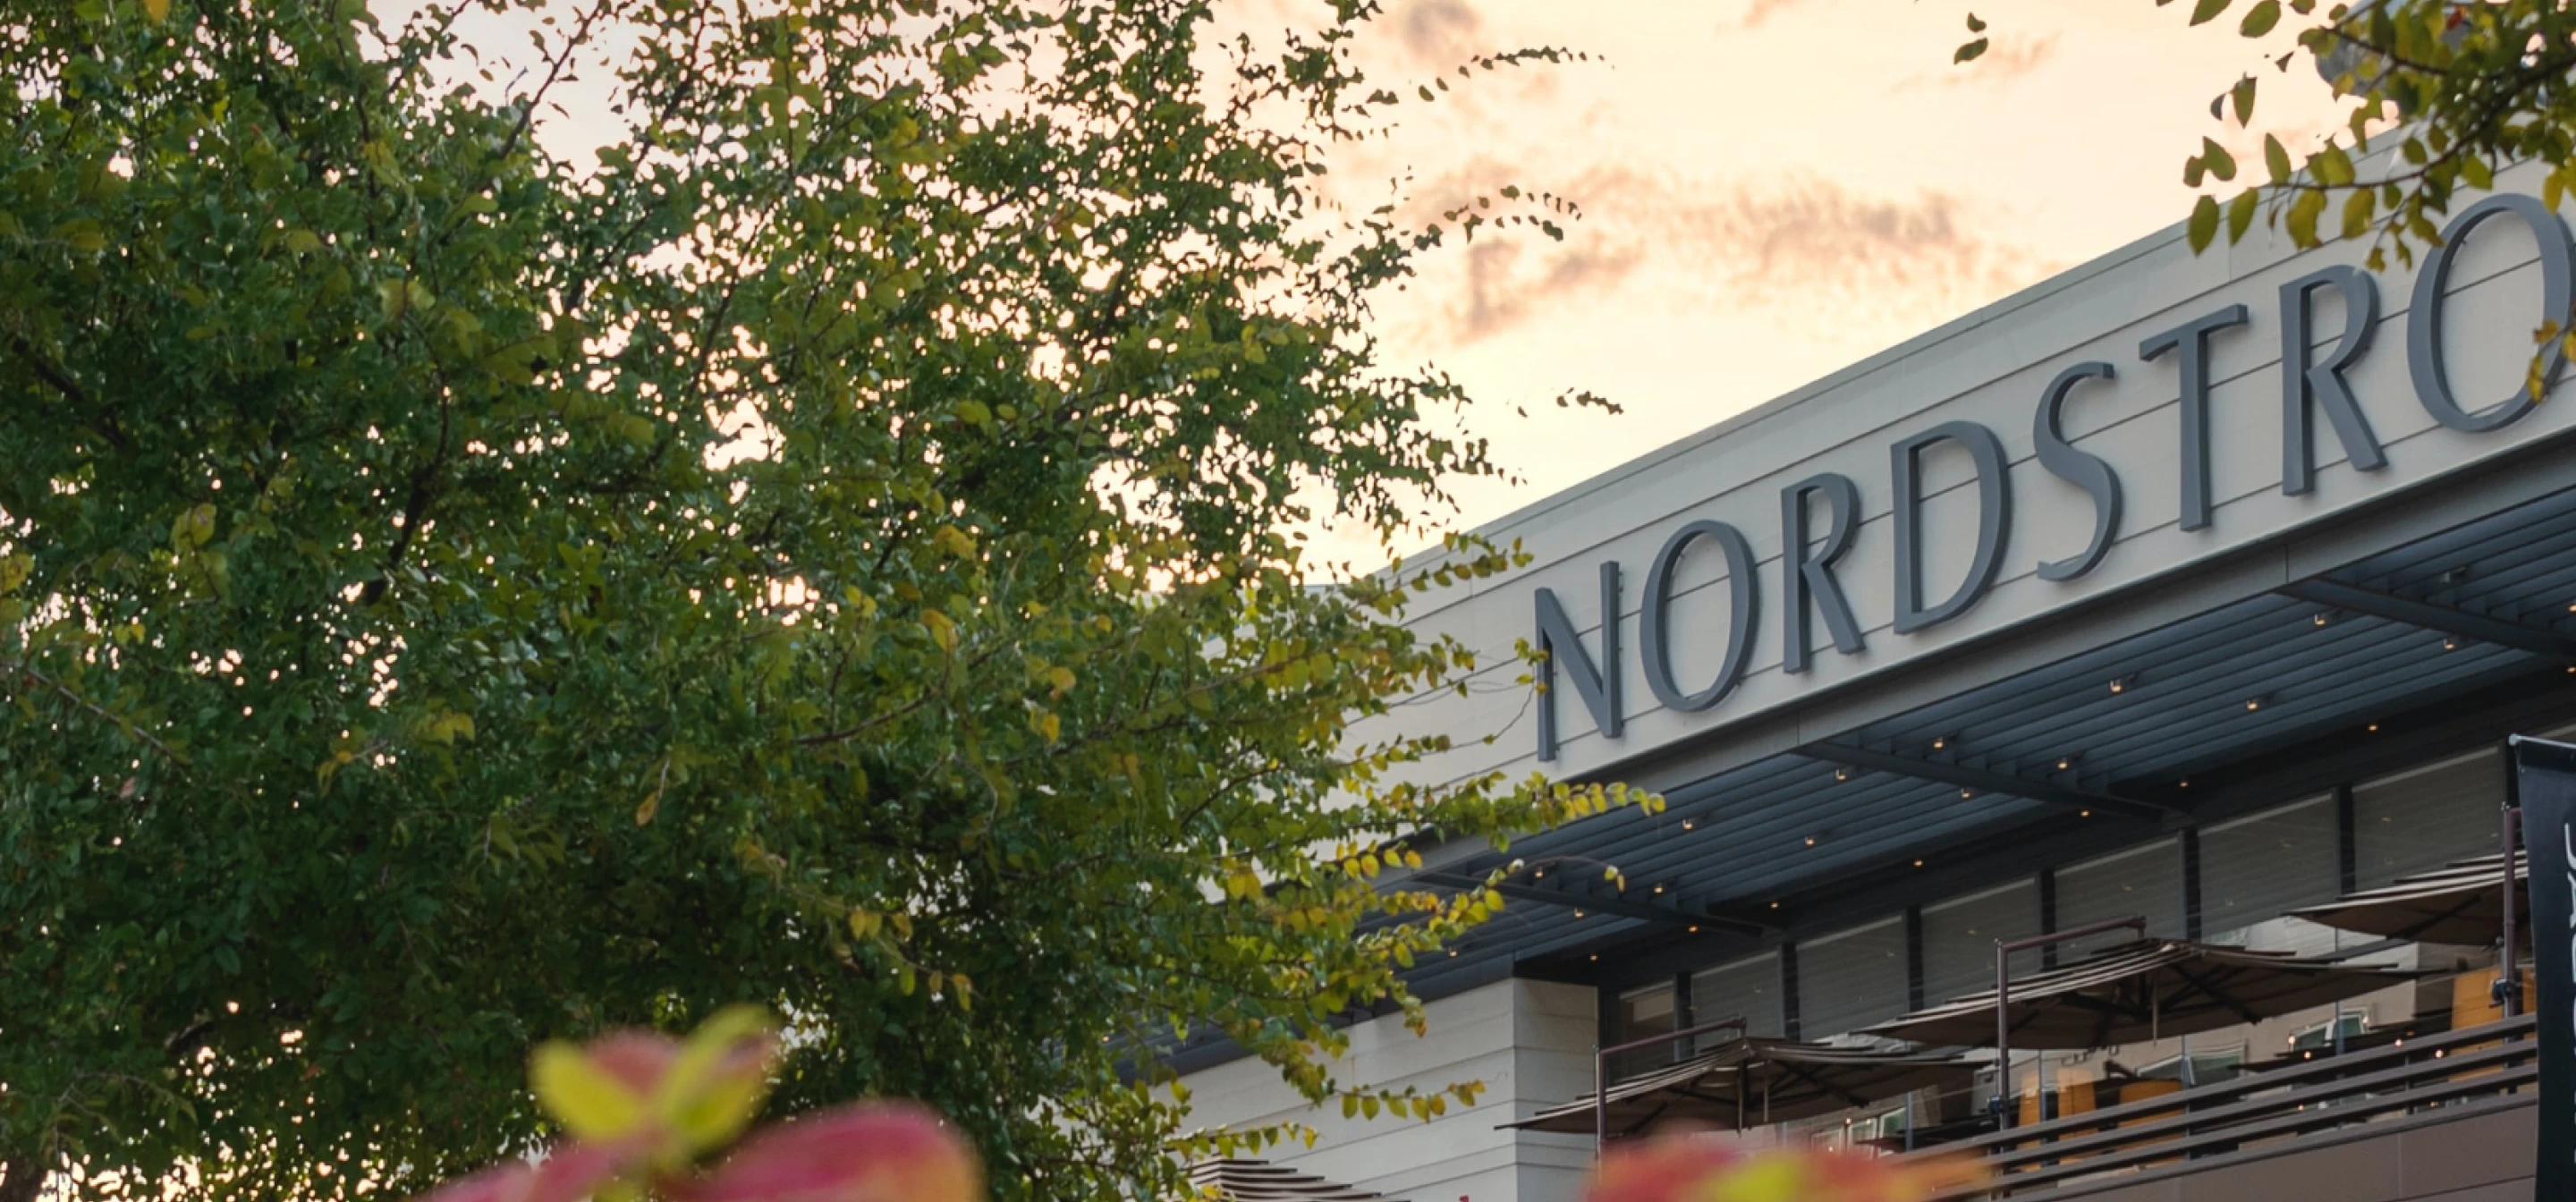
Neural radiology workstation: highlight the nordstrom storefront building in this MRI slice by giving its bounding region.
[1171,164,2576,1202]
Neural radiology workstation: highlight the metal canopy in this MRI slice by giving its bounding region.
[2287,851,2529,945]
[1859,938,2416,1049]
[1498,1038,1976,1135]
[1397,480,2576,1003]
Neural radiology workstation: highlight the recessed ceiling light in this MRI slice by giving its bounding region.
[2443,636,2462,651]
[2109,674,2136,695]
[1912,859,1925,868]
[1834,767,1852,783]
[1960,789,1975,800]
[1803,836,1818,847]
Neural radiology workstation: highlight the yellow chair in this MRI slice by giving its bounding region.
[2451,967,2532,1030]
[2450,969,2533,1083]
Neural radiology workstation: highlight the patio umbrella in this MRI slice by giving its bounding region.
[2285,851,2527,946]
[1188,1159,1402,1202]
[1498,1038,1976,1136]
[1859,937,2417,1050]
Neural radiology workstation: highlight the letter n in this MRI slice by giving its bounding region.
[1536,562,1623,763]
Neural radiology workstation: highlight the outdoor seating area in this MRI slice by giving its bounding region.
[1532,846,2539,1197]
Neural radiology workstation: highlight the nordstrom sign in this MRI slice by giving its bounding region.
[1535,193,2576,762]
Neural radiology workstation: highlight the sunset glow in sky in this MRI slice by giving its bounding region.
[1338,0,2347,539]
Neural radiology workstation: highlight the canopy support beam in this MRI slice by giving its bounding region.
[1416,872,1773,937]
[1799,744,2175,822]
[2282,578,2576,660]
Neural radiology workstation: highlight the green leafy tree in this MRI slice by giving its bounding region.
[1960,0,2576,272]
[0,2,1640,1199]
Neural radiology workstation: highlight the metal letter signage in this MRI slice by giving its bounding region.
[2139,305,2252,533]
[1527,194,2576,760]
[2280,266,2385,495]
[2031,362,2123,582]
[1781,473,1866,674]
[1640,520,1761,713]
[2509,734,2576,1200]
[1890,421,2012,634]
[1534,562,1622,763]
[2410,193,2576,434]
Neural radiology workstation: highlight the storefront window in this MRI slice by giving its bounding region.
[2354,749,2502,888]
[1606,981,1680,1082]
[1922,880,2037,1004]
[1797,918,1907,1040]
[1689,952,1784,1045]
[2201,795,2340,948]
[2055,838,2182,958]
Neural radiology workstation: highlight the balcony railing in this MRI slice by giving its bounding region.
[1909,1013,2536,1199]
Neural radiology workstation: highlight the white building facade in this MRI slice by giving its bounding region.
[1172,161,2576,1201]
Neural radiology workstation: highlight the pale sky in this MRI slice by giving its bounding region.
[1338,0,2347,541]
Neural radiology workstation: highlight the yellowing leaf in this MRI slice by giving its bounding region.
[530,1042,650,1140]
[2187,195,2222,253]
[657,1005,775,1155]
[922,610,958,652]
[141,0,169,21]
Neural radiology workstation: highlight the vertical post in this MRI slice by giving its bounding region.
[1592,1017,1749,1154]
[1994,916,2147,1130]
[2181,828,2204,941]
[2502,800,2522,1018]
[2334,783,2359,894]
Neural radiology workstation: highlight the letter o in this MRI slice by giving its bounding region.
[2410,193,2576,433]
[1640,520,1761,713]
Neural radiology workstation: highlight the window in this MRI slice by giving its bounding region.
[1690,953,1784,1043]
[2201,795,2340,941]
[1797,919,1908,1040]
[2055,838,2183,959]
[1922,880,2038,1004]
[1607,982,1681,1082]
[2354,749,2502,888]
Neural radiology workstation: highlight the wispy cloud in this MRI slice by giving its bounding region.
[1405,165,2055,345]
[1393,0,1484,66]
[1735,0,1820,30]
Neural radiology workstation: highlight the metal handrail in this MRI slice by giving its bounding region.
[1993,916,2148,1127]
[1909,1012,2538,1198]
[1593,1016,1749,1150]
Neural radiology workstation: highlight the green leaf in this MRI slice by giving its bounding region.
[1965,11,1987,31]
[2190,0,2232,25]
[2231,75,2258,124]
[2265,134,2293,184]
[2287,188,2328,245]
[2239,0,2279,36]
[2341,187,2377,240]
[2313,143,2354,186]
[2187,194,2223,252]
[2462,156,2495,192]
[1955,37,1989,63]
[2227,188,2260,243]
[2200,137,2238,182]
